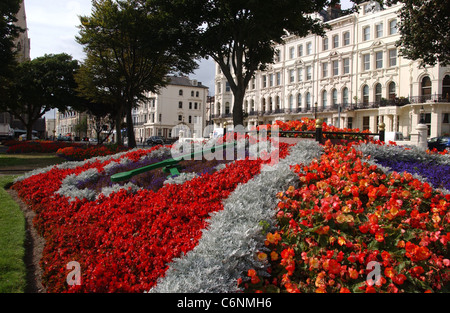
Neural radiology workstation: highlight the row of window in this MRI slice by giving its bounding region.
[218,83,398,114]
[362,19,397,42]
[178,90,202,97]
[178,101,202,110]
[286,19,398,60]
[59,111,78,119]
[289,49,398,84]
[217,50,398,92]
[133,113,162,124]
[178,115,201,124]
[216,74,450,116]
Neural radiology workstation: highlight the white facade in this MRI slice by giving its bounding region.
[133,76,209,142]
[213,2,450,139]
[45,118,56,139]
[56,110,88,139]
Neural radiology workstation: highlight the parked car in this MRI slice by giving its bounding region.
[57,135,72,142]
[146,136,165,146]
[19,134,39,141]
[428,136,450,152]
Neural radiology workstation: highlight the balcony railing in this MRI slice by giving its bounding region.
[211,113,233,119]
[409,94,450,104]
[211,94,450,121]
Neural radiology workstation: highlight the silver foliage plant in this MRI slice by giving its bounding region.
[97,182,143,200]
[55,168,101,202]
[163,172,200,186]
[149,140,324,293]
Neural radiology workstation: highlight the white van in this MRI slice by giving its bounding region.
[0,124,13,142]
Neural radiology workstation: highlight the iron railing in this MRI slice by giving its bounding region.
[211,95,450,120]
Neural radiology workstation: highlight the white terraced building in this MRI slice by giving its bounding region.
[213,1,450,140]
[132,76,209,142]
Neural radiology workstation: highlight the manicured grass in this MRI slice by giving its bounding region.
[0,153,64,168]
[0,175,26,293]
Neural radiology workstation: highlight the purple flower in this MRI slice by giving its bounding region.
[376,158,450,191]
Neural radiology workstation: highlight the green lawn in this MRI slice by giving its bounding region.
[0,175,26,293]
[0,153,64,169]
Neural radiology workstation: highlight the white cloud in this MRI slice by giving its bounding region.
[26,0,92,60]
[191,58,216,95]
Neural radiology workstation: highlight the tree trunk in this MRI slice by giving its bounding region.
[96,130,102,145]
[126,104,137,149]
[26,123,33,141]
[232,88,245,127]
[115,113,122,146]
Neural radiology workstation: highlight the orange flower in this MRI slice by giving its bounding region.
[415,246,431,261]
[315,225,330,235]
[369,214,379,225]
[248,269,260,284]
[270,251,279,261]
[384,267,396,279]
[315,271,327,288]
[251,275,260,284]
[285,282,300,293]
[309,257,320,269]
[257,252,268,262]
[336,214,347,224]
[375,231,385,242]
[281,247,295,259]
[348,268,359,280]
[265,232,281,245]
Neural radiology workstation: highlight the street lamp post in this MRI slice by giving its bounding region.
[417,106,428,150]
[337,104,341,128]
[419,106,425,124]
[314,102,318,120]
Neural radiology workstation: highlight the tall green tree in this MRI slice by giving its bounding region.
[0,53,81,140]
[0,0,23,105]
[76,0,198,148]
[0,0,22,75]
[388,0,450,66]
[156,0,375,126]
[74,50,127,145]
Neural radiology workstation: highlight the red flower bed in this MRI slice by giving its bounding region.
[56,145,129,161]
[13,141,291,292]
[242,141,450,293]
[6,140,81,154]
[263,118,372,141]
